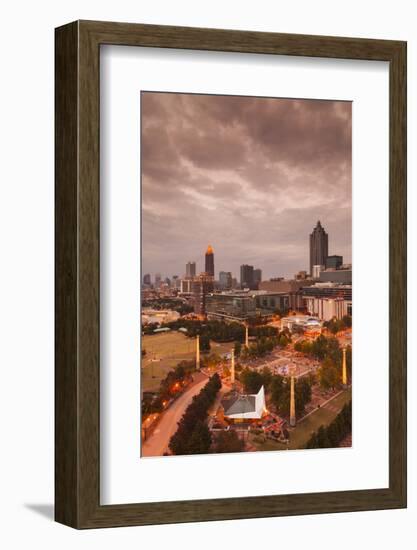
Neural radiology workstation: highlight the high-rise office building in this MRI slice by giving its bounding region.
[253,268,262,287]
[240,264,254,289]
[154,273,162,288]
[205,245,215,277]
[192,273,214,315]
[309,221,328,276]
[219,271,232,289]
[172,275,180,289]
[143,273,151,286]
[325,255,343,269]
[186,261,196,278]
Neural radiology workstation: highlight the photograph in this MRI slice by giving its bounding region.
[140,92,352,457]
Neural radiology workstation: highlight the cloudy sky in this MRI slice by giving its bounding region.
[141,92,351,281]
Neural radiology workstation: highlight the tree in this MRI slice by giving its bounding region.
[260,367,273,390]
[270,375,312,417]
[214,430,245,453]
[318,358,340,390]
[240,369,264,393]
[187,421,212,454]
[342,315,352,328]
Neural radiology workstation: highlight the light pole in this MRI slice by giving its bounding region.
[289,366,296,427]
[342,347,347,387]
[230,348,235,384]
[196,334,200,370]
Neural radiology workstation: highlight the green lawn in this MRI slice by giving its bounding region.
[250,387,352,452]
[141,332,234,392]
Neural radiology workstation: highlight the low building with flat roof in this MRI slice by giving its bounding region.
[281,315,322,333]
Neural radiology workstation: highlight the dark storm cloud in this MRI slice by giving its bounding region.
[141,92,351,280]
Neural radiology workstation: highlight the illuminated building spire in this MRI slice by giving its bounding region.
[205,244,214,276]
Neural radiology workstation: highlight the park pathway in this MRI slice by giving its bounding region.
[142,373,208,457]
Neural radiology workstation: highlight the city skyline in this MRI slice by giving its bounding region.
[142,92,352,279]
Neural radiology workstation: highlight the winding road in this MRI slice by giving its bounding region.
[142,374,209,457]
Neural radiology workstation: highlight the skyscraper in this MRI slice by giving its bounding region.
[155,273,162,288]
[205,245,215,277]
[309,221,328,276]
[253,268,262,288]
[143,273,151,286]
[240,264,254,289]
[186,261,196,278]
[219,271,232,289]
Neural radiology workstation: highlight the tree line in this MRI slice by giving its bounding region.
[141,360,195,416]
[169,373,221,455]
[294,335,352,390]
[323,315,352,335]
[305,401,352,449]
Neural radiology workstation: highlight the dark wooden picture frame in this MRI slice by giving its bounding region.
[55,20,407,529]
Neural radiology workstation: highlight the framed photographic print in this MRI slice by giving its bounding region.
[55,20,407,528]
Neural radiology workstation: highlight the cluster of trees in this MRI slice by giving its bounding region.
[239,367,272,393]
[238,330,291,360]
[142,297,194,316]
[305,401,352,449]
[238,367,313,419]
[142,322,159,335]
[164,319,245,343]
[213,430,245,453]
[250,326,278,339]
[169,373,221,455]
[294,335,352,390]
[141,361,195,416]
[323,315,352,335]
[269,374,312,417]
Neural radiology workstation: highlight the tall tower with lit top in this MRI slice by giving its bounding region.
[205,244,215,277]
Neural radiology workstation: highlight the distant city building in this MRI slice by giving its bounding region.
[295,270,308,280]
[231,277,238,289]
[325,255,343,270]
[302,283,352,320]
[143,273,151,286]
[259,278,314,312]
[192,273,214,315]
[319,269,352,284]
[281,315,322,333]
[312,264,325,279]
[253,268,262,287]
[164,277,171,287]
[142,309,180,326]
[259,279,314,293]
[180,278,193,293]
[154,273,162,288]
[186,261,196,278]
[302,282,352,301]
[205,245,215,277]
[310,221,328,276]
[206,292,256,321]
[172,275,180,289]
[219,271,232,289]
[254,292,289,313]
[240,264,254,289]
[304,297,351,321]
